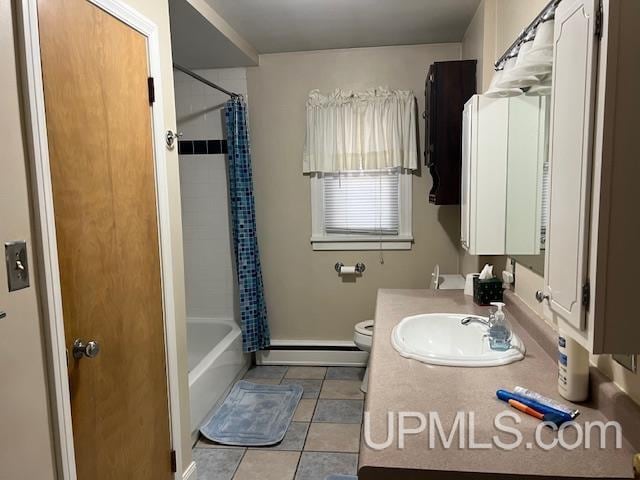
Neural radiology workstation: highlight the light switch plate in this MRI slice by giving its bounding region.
[5,241,30,291]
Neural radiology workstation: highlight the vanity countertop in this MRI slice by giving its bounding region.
[359,289,635,480]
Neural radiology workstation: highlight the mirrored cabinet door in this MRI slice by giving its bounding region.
[461,94,549,258]
[505,96,549,256]
[461,95,508,255]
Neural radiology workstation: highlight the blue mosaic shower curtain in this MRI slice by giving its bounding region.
[225,97,270,353]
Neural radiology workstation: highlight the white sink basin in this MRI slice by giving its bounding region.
[391,313,525,367]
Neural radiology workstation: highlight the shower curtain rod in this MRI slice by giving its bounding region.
[173,63,240,98]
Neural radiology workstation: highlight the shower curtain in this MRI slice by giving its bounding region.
[225,97,270,353]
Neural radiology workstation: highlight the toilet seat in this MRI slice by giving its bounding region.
[355,320,374,336]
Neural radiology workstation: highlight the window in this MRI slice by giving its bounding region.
[325,170,399,235]
[311,169,412,250]
[539,158,550,249]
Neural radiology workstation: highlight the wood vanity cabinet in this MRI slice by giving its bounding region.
[426,60,476,205]
[542,0,640,354]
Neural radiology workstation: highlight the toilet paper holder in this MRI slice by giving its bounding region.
[335,262,366,274]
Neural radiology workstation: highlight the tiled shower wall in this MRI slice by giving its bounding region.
[174,68,248,320]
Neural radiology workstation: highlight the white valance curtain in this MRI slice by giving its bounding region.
[303,87,418,173]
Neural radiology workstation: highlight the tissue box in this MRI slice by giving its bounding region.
[473,277,503,306]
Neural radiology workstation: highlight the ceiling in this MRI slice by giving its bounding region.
[202,0,481,54]
[169,0,481,68]
[169,0,258,69]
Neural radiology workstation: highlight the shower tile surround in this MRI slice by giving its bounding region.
[178,139,228,155]
[193,366,364,480]
[175,67,248,320]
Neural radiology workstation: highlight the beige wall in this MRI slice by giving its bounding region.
[247,44,462,341]
[0,2,57,478]
[461,0,485,92]
[462,0,497,93]
[1,0,192,475]
[462,0,548,92]
[462,0,640,406]
[495,0,549,55]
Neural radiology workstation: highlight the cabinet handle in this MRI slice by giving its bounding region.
[535,290,550,303]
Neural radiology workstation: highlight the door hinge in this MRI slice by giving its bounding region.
[595,1,603,38]
[148,77,156,105]
[170,450,177,473]
[582,281,591,308]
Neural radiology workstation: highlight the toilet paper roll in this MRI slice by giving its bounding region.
[340,265,357,275]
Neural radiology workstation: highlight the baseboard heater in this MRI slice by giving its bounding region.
[265,344,359,351]
[256,340,368,367]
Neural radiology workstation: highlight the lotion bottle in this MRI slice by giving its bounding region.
[557,328,590,402]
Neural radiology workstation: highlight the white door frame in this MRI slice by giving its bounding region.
[17,0,186,478]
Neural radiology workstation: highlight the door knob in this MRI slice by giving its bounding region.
[72,339,100,359]
[535,290,550,303]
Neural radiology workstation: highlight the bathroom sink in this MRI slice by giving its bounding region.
[391,313,525,367]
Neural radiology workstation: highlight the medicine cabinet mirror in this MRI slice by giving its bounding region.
[505,95,550,276]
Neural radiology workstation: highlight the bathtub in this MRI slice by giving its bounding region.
[187,318,248,440]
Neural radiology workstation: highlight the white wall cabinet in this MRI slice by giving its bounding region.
[543,0,598,333]
[462,95,548,257]
[461,95,508,255]
[542,0,640,354]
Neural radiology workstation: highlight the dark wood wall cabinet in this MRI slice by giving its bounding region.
[425,60,476,205]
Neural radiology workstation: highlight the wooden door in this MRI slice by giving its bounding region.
[37,0,172,478]
[544,0,598,331]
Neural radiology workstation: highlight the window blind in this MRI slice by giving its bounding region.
[323,170,400,235]
[540,160,550,248]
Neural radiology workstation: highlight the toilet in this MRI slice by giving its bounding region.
[353,320,374,393]
[353,265,465,393]
[430,263,466,290]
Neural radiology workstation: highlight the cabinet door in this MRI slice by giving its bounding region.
[460,100,472,250]
[425,67,435,167]
[474,96,508,255]
[505,96,546,255]
[544,0,599,330]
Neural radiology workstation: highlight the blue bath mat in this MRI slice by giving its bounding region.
[200,380,303,446]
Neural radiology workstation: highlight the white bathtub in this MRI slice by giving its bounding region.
[187,318,248,439]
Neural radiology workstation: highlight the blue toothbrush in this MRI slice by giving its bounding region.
[496,389,574,425]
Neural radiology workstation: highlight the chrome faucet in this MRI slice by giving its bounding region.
[460,315,491,328]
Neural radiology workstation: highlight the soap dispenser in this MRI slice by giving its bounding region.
[488,302,512,351]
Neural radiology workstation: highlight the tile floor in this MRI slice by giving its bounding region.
[194,365,365,480]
